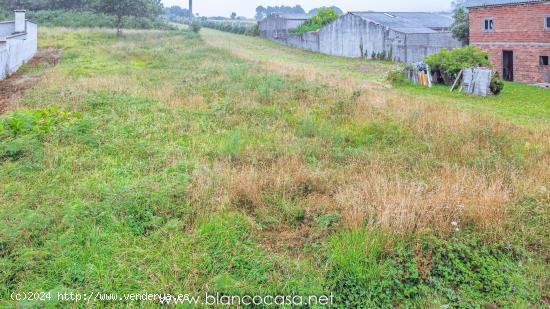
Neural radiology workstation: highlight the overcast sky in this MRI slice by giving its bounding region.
[162,0,456,18]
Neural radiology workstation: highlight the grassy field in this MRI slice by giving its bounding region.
[202,29,550,128]
[0,27,549,307]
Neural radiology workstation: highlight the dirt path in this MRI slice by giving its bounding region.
[0,48,62,114]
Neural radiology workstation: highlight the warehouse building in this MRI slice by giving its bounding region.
[260,11,462,63]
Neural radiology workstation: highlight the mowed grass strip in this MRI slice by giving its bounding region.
[0,28,549,307]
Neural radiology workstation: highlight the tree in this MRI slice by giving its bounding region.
[95,0,162,35]
[450,4,469,45]
[308,6,343,16]
[254,5,305,20]
[290,8,338,34]
[254,6,265,20]
[230,12,236,19]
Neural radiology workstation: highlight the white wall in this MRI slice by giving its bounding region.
[0,21,37,80]
[0,21,15,36]
[319,13,388,58]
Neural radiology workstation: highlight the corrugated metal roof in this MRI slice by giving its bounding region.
[464,0,544,8]
[386,12,454,28]
[350,12,454,33]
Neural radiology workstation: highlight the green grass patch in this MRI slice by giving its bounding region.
[398,82,550,128]
[0,27,548,308]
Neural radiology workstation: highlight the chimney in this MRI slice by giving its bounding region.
[14,10,26,33]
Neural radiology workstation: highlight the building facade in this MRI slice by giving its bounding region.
[466,0,550,83]
[0,10,38,81]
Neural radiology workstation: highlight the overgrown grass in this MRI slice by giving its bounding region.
[0,27,549,307]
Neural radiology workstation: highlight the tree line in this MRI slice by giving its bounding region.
[0,0,163,34]
[254,5,342,20]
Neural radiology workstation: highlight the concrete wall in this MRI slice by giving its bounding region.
[0,21,38,80]
[0,21,15,37]
[262,12,462,63]
[259,15,307,40]
[285,31,320,52]
[319,13,389,58]
[404,32,462,63]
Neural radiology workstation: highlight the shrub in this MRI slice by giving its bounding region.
[425,46,491,84]
[0,108,81,161]
[198,21,259,36]
[387,69,407,85]
[289,8,338,34]
[490,72,505,95]
[190,21,202,33]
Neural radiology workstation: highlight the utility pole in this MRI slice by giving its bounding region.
[189,0,193,22]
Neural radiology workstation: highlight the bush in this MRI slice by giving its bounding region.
[190,21,202,33]
[387,69,407,85]
[490,72,505,95]
[425,46,491,85]
[198,20,259,36]
[289,8,338,34]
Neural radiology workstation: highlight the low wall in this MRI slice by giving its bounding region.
[285,31,320,52]
[0,47,8,79]
[0,21,15,37]
[0,21,37,81]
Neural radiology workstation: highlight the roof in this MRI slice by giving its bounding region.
[464,0,544,8]
[272,13,312,20]
[350,12,454,33]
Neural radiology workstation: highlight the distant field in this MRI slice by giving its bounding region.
[0,27,549,307]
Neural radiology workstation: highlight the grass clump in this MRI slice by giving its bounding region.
[327,229,540,308]
[0,108,81,162]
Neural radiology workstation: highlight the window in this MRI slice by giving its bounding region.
[541,56,549,66]
[546,15,550,29]
[483,17,494,32]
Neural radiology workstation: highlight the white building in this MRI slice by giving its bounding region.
[260,11,462,63]
[0,10,38,80]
